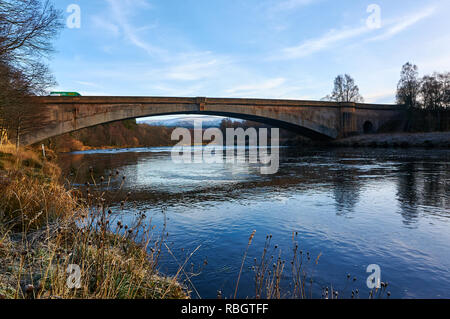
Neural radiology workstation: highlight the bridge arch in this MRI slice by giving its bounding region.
[135,110,335,140]
[363,121,374,134]
[21,96,405,146]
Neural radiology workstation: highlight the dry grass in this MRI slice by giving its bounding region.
[0,171,76,232]
[0,214,188,299]
[237,231,391,299]
[0,143,189,299]
[0,211,188,299]
[0,143,71,232]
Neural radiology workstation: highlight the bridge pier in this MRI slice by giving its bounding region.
[339,104,358,138]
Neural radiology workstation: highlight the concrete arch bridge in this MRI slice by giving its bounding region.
[21,96,405,146]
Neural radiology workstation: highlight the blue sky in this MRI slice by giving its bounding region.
[51,0,450,105]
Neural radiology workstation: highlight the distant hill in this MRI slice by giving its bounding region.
[139,116,241,129]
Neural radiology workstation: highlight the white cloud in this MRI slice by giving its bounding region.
[100,0,233,84]
[269,0,318,12]
[105,0,165,56]
[222,78,314,99]
[147,83,206,96]
[419,55,450,73]
[226,78,286,95]
[279,26,370,59]
[368,6,436,42]
[364,90,396,103]
[166,55,226,81]
[91,15,120,37]
[75,81,102,88]
[274,5,438,60]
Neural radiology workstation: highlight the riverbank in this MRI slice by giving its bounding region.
[50,131,450,154]
[0,144,188,299]
[46,120,176,153]
[332,132,450,148]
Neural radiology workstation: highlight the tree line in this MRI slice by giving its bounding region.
[397,63,450,111]
[0,0,63,147]
[323,63,449,132]
[47,120,178,152]
[323,65,449,109]
[396,63,449,131]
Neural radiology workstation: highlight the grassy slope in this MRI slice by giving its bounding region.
[0,143,188,299]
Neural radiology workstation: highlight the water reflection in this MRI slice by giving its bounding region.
[59,147,450,223]
[396,161,450,227]
[58,147,450,298]
[396,162,420,226]
[331,169,361,216]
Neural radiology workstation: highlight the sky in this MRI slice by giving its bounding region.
[50,0,450,108]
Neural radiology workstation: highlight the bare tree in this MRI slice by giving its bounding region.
[418,72,450,131]
[396,62,420,109]
[0,0,63,146]
[437,72,450,109]
[0,0,63,61]
[0,61,50,147]
[323,74,364,103]
[420,73,444,110]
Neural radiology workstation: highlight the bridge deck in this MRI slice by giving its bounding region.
[36,96,403,111]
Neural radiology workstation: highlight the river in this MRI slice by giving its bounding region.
[58,146,450,299]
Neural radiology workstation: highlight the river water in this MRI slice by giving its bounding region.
[58,146,450,299]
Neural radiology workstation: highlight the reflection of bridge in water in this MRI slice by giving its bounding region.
[23,96,405,145]
[58,148,449,227]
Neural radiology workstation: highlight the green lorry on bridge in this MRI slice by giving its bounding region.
[49,92,81,97]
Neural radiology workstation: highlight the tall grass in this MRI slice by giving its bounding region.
[236,231,391,299]
[0,144,189,299]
